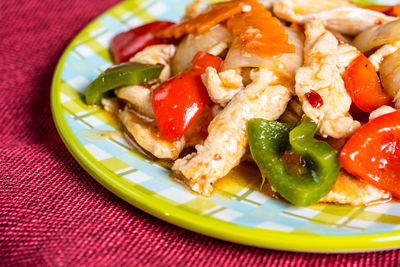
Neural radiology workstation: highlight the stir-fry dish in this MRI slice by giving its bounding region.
[86,0,400,206]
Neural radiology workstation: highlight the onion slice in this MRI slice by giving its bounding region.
[223,28,304,81]
[171,24,232,75]
[380,49,400,102]
[353,19,400,53]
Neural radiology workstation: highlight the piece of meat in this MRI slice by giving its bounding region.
[172,68,291,196]
[101,97,119,114]
[319,170,391,206]
[201,67,243,106]
[295,21,361,138]
[116,85,154,119]
[119,108,184,160]
[130,44,176,82]
[368,42,400,71]
[273,0,396,35]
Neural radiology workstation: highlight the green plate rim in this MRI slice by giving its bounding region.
[51,0,400,253]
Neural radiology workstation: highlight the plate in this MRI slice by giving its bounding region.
[51,0,400,252]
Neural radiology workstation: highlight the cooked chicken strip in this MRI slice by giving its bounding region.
[273,0,395,35]
[369,42,400,71]
[130,44,175,82]
[101,97,119,114]
[172,68,291,196]
[119,108,184,160]
[116,85,154,118]
[320,170,391,206]
[201,67,243,106]
[296,21,360,138]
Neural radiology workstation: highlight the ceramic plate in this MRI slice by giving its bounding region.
[51,0,400,252]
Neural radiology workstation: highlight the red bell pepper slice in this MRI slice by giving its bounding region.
[344,54,392,113]
[340,109,400,198]
[152,52,223,142]
[190,49,225,74]
[111,21,175,63]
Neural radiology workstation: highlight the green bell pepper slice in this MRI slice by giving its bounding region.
[247,117,340,206]
[85,62,163,105]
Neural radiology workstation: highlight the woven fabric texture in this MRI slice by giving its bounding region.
[1,0,399,266]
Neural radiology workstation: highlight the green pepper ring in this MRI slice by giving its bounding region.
[248,117,340,206]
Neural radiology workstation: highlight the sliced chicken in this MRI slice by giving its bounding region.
[101,97,119,114]
[201,67,243,106]
[172,68,291,196]
[119,108,185,160]
[320,170,391,206]
[295,21,361,138]
[368,41,400,71]
[273,0,396,35]
[130,44,176,82]
[116,85,154,118]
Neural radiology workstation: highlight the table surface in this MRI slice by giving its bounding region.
[1,0,400,265]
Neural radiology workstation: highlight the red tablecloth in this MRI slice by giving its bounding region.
[1,0,400,265]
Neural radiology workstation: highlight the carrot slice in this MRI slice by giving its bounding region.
[226,2,295,55]
[385,5,400,17]
[360,4,400,17]
[157,0,294,55]
[156,0,257,39]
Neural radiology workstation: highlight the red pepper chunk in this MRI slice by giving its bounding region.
[340,109,400,198]
[152,52,223,142]
[344,54,392,113]
[191,51,224,73]
[111,21,175,63]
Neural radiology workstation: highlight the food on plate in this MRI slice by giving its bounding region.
[172,68,291,195]
[85,62,163,105]
[295,20,361,139]
[86,0,400,206]
[248,118,340,206]
[273,0,396,35]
